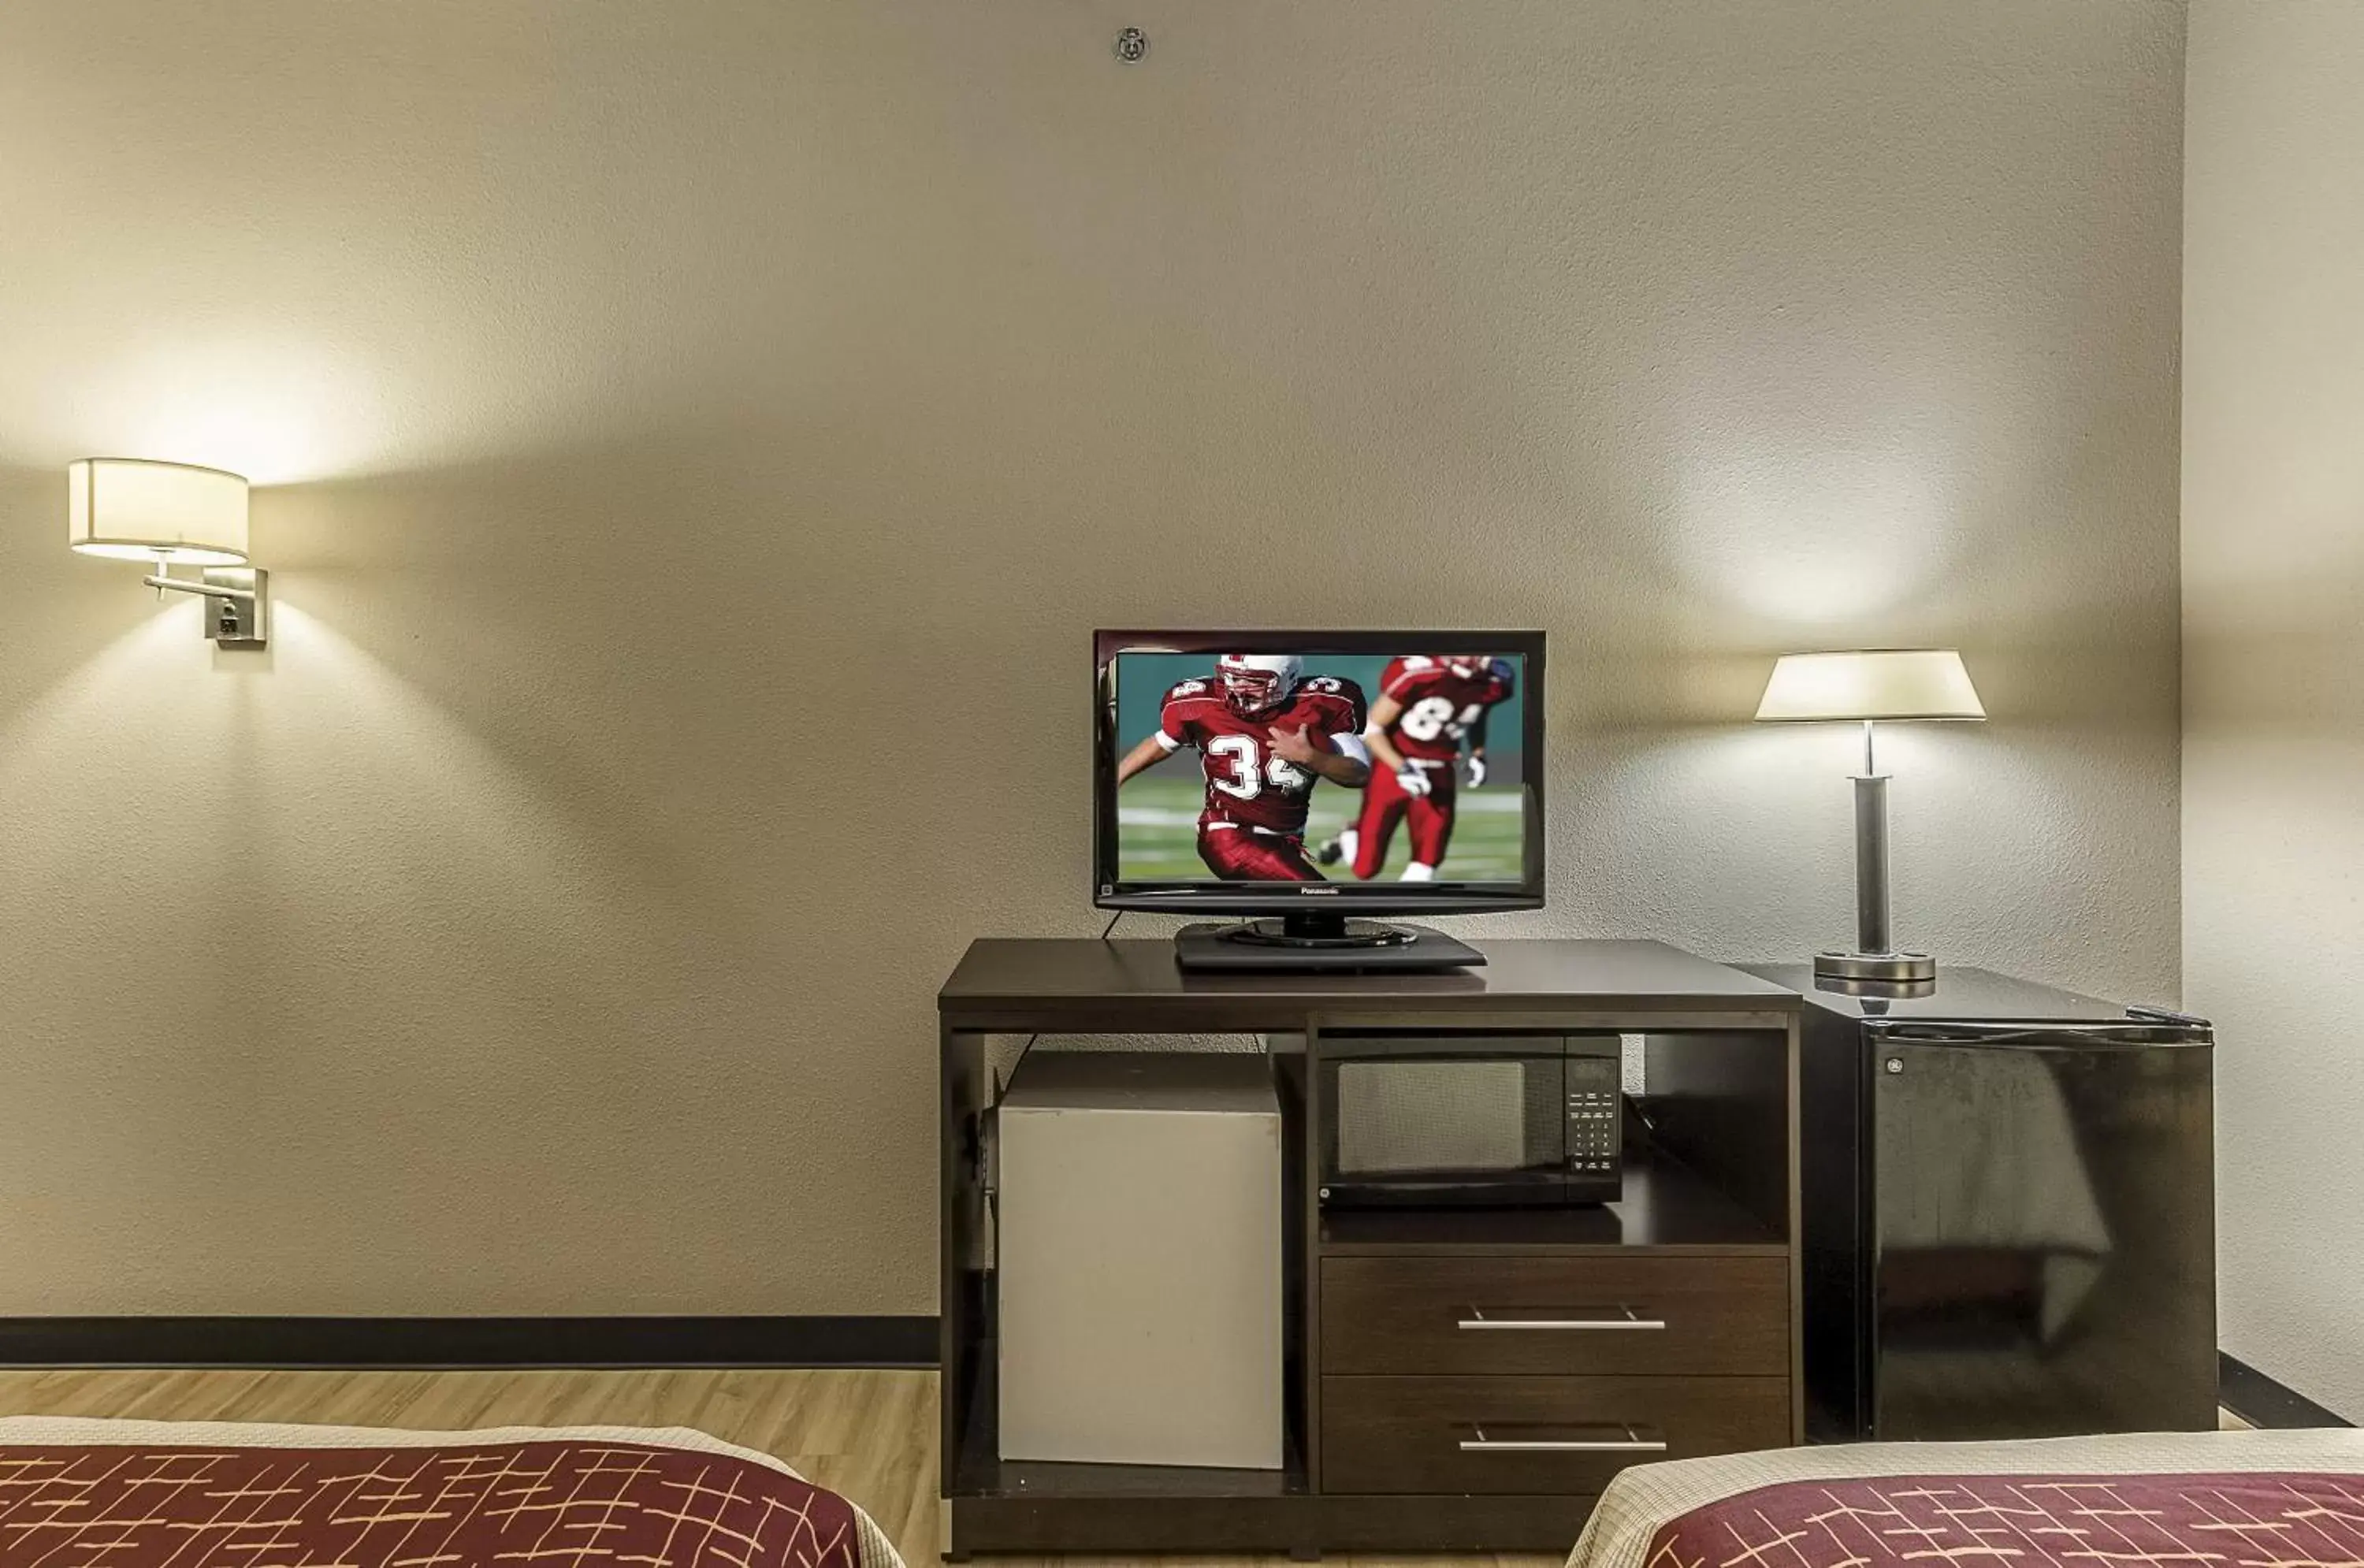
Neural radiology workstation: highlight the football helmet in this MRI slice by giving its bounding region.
[1217,652,1303,716]
[1446,654,1508,683]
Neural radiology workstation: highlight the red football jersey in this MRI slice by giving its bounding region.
[1376,656,1516,763]
[1159,674,1369,834]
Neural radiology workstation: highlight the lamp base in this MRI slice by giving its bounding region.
[1814,949,1937,984]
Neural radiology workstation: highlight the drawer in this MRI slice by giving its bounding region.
[1321,1373,1790,1496]
[1322,1254,1789,1376]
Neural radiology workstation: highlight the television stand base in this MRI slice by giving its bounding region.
[1173,916,1485,972]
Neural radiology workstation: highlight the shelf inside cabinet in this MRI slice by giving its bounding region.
[1318,1149,1785,1255]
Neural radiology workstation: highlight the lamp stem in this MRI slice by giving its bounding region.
[1853,717,1891,958]
[1854,775,1892,956]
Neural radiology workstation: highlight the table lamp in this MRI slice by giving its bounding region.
[1755,648,1985,983]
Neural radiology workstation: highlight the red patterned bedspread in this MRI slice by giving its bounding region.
[1645,1471,2364,1568]
[0,1438,865,1568]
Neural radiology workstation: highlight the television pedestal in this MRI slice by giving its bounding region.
[1174,913,1484,972]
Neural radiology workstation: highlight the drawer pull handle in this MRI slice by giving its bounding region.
[1459,1422,1669,1455]
[1459,1306,1666,1332]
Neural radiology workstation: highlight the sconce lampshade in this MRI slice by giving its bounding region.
[67,458,251,567]
[1754,649,1985,723]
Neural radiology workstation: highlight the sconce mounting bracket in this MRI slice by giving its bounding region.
[143,567,269,648]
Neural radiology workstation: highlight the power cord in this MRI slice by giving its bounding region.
[1005,912,1122,1094]
[987,912,1132,1213]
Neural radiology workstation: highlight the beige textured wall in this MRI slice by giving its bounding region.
[2184,1,2364,1420]
[0,1,2183,1316]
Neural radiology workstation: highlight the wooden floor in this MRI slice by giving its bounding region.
[0,1367,1563,1568]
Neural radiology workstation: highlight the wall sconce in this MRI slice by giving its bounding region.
[68,458,268,646]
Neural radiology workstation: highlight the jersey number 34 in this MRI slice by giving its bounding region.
[1208,735,1307,798]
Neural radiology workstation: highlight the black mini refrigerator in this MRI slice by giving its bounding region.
[1752,966,2217,1442]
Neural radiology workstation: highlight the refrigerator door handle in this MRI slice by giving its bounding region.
[1868,1022,2211,1048]
[2127,1004,2213,1029]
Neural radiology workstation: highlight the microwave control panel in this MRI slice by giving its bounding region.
[1567,1044,1622,1178]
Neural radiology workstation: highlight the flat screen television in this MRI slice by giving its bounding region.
[1094,630,1544,964]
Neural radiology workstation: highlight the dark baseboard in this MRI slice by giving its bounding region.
[2221,1351,2355,1429]
[0,1316,939,1370]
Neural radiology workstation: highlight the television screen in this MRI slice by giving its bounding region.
[1094,631,1544,915]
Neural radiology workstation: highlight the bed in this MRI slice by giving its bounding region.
[1567,1429,2364,1568]
[0,1416,906,1568]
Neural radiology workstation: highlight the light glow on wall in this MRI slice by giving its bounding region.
[1667,437,1968,630]
[17,336,387,486]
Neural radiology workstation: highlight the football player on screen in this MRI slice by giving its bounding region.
[1113,653,1373,881]
[1316,653,1515,882]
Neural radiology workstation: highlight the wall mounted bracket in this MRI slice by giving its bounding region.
[143,567,269,648]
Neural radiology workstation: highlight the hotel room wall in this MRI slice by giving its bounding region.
[0,1,2183,1315]
[2184,0,2364,1421]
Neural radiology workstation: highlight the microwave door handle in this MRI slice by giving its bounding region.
[1459,1306,1667,1332]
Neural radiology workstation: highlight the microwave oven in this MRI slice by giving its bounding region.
[1314,1033,1623,1207]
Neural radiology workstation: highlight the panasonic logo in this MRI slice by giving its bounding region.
[1301,887,1341,896]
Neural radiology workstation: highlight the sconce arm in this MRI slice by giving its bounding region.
[143,573,256,603]
[137,567,269,647]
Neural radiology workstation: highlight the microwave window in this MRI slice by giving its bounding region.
[1334,1058,1563,1176]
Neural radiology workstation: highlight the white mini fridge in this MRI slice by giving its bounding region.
[995,1050,1284,1470]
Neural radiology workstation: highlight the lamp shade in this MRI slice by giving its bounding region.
[67,458,250,566]
[1755,649,1985,723]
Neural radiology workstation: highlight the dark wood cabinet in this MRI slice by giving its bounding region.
[939,938,1804,1558]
